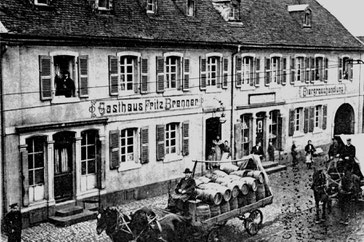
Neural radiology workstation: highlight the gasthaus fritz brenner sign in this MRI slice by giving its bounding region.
[89,96,201,117]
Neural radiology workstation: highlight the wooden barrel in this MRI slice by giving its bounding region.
[227,174,242,181]
[229,197,238,210]
[214,177,231,185]
[213,170,228,178]
[240,177,258,192]
[246,190,256,205]
[227,182,240,198]
[256,183,266,201]
[246,171,265,184]
[237,194,247,207]
[209,204,221,217]
[195,177,211,186]
[199,183,232,202]
[196,188,223,205]
[220,201,230,214]
[196,204,211,221]
[220,163,239,174]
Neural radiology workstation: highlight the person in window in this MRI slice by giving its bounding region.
[54,72,65,96]
[221,140,232,160]
[2,203,22,242]
[267,141,275,162]
[305,140,316,169]
[62,71,75,98]
[251,141,264,160]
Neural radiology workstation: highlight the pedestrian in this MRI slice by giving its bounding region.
[267,141,275,162]
[251,141,265,160]
[212,136,223,161]
[221,140,232,160]
[305,140,316,169]
[291,141,298,166]
[328,138,340,160]
[2,203,22,242]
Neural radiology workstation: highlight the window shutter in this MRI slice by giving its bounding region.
[338,57,343,81]
[156,125,165,161]
[156,56,165,93]
[234,123,242,159]
[304,107,309,133]
[349,62,353,81]
[309,106,315,132]
[324,58,328,82]
[217,58,222,88]
[235,55,242,88]
[183,58,190,91]
[277,115,283,150]
[255,58,260,87]
[109,56,119,96]
[199,57,207,90]
[304,57,309,83]
[222,58,229,89]
[78,55,89,97]
[288,109,295,136]
[249,59,254,86]
[140,127,149,164]
[310,57,315,83]
[290,57,295,85]
[322,105,327,130]
[109,130,120,169]
[182,121,189,156]
[140,58,148,94]
[282,58,287,85]
[277,58,282,85]
[264,57,271,86]
[39,56,52,100]
[133,58,139,94]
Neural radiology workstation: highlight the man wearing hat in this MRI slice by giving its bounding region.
[167,168,196,215]
[2,203,22,242]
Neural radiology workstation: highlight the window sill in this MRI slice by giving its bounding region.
[240,85,256,91]
[52,96,79,104]
[293,131,305,138]
[163,89,184,96]
[163,154,182,163]
[313,128,323,134]
[21,199,55,212]
[118,162,142,172]
[205,87,222,94]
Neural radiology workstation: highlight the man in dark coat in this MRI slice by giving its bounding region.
[251,141,264,160]
[267,141,275,162]
[2,203,22,242]
[291,141,298,166]
[341,138,356,162]
[328,138,340,160]
[63,71,75,98]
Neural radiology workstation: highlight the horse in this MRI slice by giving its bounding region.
[311,168,332,223]
[96,207,134,242]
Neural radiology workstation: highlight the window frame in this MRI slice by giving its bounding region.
[314,105,322,129]
[165,123,179,155]
[147,0,156,13]
[117,127,142,171]
[165,56,181,90]
[97,0,111,10]
[314,55,324,82]
[187,0,195,17]
[116,52,141,96]
[34,0,49,6]
[242,56,253,86]
[293,55,306,84]
[205,53,223,90]
[294,108,303,133]
[303,9,312,27]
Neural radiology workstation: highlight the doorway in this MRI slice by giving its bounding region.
[334,104,354,135]
[205,117,221,159]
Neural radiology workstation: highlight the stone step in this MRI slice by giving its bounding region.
[262,161,280,169]
[49,209,97,227]
[55,206,84,217]
[265,165,287,175]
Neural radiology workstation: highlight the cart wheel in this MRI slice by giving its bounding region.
[244,220,259,236]
[249,209,263,225]
[206,228,221,242]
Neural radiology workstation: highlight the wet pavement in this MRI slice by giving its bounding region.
[2,157,364,241]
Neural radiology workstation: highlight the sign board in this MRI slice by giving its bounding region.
[299,84,346,98]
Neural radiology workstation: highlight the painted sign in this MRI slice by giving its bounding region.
[300,84,346,98]
[249,93,276,105]
[89,96,201,117]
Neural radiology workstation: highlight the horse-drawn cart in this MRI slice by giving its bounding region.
[186,155,274,242]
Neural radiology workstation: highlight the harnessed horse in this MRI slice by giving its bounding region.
[311,168,332,223]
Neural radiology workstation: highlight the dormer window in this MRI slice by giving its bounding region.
[34,0,49,6]
[98,0,111,10]
[228,2,240,21]
[303,9,312,27]
[187,0,195,17]
[147,0,157,14]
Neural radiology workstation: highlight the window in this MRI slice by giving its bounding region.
[81,130,98,191]
[242,57,253,86]
[295,108,303,132]
[34,0,49,5]
[39,54,88,101]
[147,0,156,13]
[120,129,137,163]
[339,57,353,81]
[303,10,312,27]
[265,56,285,86]
[165,56,181,90]
[109,54,148,96]
[314,106,322,129]
[200,55,228,90]
[187,0,195,16]
[228,3,240,21]
[166,123,178,155]
[294,56,305,83]
[26,137,46,202]
[98,0,111,10]
[271,57,281,84]
[207,56,220,87]
[241,115,251,156]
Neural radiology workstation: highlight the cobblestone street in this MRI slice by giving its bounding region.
[2,157,364,241]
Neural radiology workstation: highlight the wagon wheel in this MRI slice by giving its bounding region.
[206,228,221,242]
[244,220,259,236]
[249,209,263,226]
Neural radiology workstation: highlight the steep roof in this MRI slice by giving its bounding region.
[0,0,362,49]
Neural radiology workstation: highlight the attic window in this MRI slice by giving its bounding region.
[303,10,312,27]
[147,0,157,14]
[34,0,49,5]
[228,2,240,21]
[187,0,195,16]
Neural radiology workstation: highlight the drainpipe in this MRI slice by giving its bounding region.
[230,45,241,159]
[1,44,7,218]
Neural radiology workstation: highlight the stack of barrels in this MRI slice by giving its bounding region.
[195,165,269,221]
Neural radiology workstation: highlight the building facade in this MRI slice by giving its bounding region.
[1,0,363,226]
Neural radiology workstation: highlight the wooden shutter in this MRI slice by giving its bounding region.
[282,58,287,85]
[310,57,315,83]
[156,125,165,161]
[290,57,295,85]
[324,58,328,82]
[249,59,254,86]
[109,130,120,169]
[309,106,315,132]
[109,56,119,96]
[235,55,242,88]
[264,57,271,86]
[234,123,242,159]
[39,56,52,100]
[288,109,295,136]
[182,121,189,156]
[255,58,260,87]
[200,57,207,90]
[140,127,149,164]
[277,58,282,85]
[304,57,309,83]
[222,58,229,89]
[338,57,343,81]
[349,61,353,81]
[156,56,165,93]
[322,105,327,130]
[304,107,309,133]
[217,58,222,88]
[277,116,283,150]
[78,55,89,97]
[183,58,190,91]
[140,58,148,94]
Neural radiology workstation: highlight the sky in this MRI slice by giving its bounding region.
[316,0,364,37]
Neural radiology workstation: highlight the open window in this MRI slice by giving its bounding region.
[303,9,312,27]
[187,0,195,16]
[339,56,353,81]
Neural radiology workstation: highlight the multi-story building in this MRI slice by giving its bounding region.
[1,0,363,226]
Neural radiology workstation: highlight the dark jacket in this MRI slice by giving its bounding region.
[175,177,196,201]
[305,144,316,155]
[328,142,339,158]
[267,145,275,159]
[341,144,356,161]
[251,145,264,156]
[2,210,22,238]
[64,77,75,97]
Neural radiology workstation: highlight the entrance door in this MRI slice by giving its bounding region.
[334,104,354,135]
[54,132,74,202]
[205,117,221,159]
[255,112,265,146]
